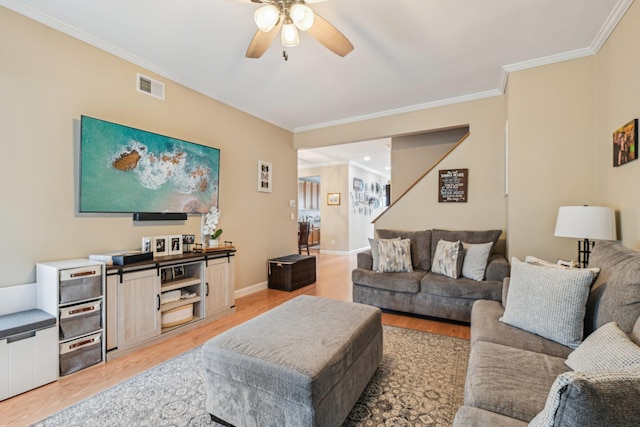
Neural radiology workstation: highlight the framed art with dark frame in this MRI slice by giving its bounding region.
[613,119,638,167]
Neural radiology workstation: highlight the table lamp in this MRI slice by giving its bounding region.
[554,206,616,267]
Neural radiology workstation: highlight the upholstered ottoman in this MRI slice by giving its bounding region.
[202,295,383,427]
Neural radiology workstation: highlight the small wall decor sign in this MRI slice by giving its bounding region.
[613,119,638,167]
[439,169,468,203]
[258,160,272,192]
[327,193,341,205]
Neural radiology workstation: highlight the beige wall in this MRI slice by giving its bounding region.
[298,97,508,237]
[0,8,297,290]
[505,56,597,262]
[391,127,468,201]
[595,0,640,249]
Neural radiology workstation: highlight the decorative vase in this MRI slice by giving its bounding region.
[209,239,219,248]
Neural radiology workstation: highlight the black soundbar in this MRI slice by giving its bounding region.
[133,212,188,221]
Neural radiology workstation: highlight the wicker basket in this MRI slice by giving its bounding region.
[268,255,316,291]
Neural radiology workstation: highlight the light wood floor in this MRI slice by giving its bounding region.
[0,250,469,427]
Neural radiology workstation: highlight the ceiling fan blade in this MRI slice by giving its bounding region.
[246,21,282,58]
[307,13,354,57]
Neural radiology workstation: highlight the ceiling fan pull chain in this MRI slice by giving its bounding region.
[283,49,288,61]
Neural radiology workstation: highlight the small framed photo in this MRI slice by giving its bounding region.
[613,118,638,167]
[141,236,152,253]
[160,268,171,282]
[182,234,195,253]
[169,235,183,255]
[173,265,184,278]
[327,192,341,205]
[258,160,272,193]
[153,236,168,256]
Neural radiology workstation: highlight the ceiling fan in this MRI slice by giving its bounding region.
[244,0,354,59]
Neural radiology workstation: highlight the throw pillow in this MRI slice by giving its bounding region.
[461,242,493,281]
[369,237,399,271]
[499,258,599,349]
[431,239,464,279]
[529,367,640,427]
[376,238,413,273]
[566,322,640,371]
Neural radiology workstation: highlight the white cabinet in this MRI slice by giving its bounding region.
[116,268,160,350]
[37,259,105,376]
[204,256,235,318]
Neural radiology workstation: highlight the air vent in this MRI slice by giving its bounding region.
[136,73,165,100]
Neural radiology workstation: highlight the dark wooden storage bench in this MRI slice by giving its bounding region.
[268,254,316,291]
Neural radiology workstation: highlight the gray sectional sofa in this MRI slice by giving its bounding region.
[453,241,640,426]
[352,229,509,323]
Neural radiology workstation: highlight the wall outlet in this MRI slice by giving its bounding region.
[331,240,336,245]
[290,212,295,220]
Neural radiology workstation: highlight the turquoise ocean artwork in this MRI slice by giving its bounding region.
[80,116,219,214]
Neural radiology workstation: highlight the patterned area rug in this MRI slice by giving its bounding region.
[34,326,469,427]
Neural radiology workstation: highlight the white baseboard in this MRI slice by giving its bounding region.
[234,281,268,299]
[320,247,368,256]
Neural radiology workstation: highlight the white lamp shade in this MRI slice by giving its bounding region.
[290,4,314,31]
[281,22,300,47]
[554,206,616,240]
[254,5,280,32]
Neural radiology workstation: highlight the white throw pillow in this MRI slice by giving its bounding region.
[566,322,640,371]
[369,237,399,271]
[431,239,464,279]
[461,242,493,281]
[376,238,413,273]
[500,258,599,349]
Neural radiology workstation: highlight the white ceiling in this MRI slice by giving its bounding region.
[298,138,391,178]
[1,0,631,175]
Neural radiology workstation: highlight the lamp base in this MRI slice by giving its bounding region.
[578,239,595,268]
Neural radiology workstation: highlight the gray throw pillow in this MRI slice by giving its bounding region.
[529,367,640,427]
[431,239,464,279]
[376,238,413,273]
[500,258,599,349]
[461,242,493,281]
[566,322,640,371]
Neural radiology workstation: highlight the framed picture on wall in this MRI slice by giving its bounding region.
[327,193,341,205]
[613,119,638,167]
[258,160,272,193]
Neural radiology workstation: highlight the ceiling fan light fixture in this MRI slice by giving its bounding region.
[254,5,280,32]
[290,4,314,31]
[281,21,300,47]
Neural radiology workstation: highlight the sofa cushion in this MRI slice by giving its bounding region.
[376,238,413,273]
[585,241,640,335]
[470,300,572,359]
[431,229,502,260]
[566,322,640,371]
[453,406,528,427]
[529,367,640,427]
[461,242,493,281]
[431,239,464,279]
[351,268,423,293]
[632,315,640,346]
[376,229,432,271]
[500,258,598,349]
[421,272,502,300]
[464,341,569,422]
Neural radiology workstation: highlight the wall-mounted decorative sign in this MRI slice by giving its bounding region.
[258,160,272,192]
[439,169,468,203]
[613,119,638,167]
